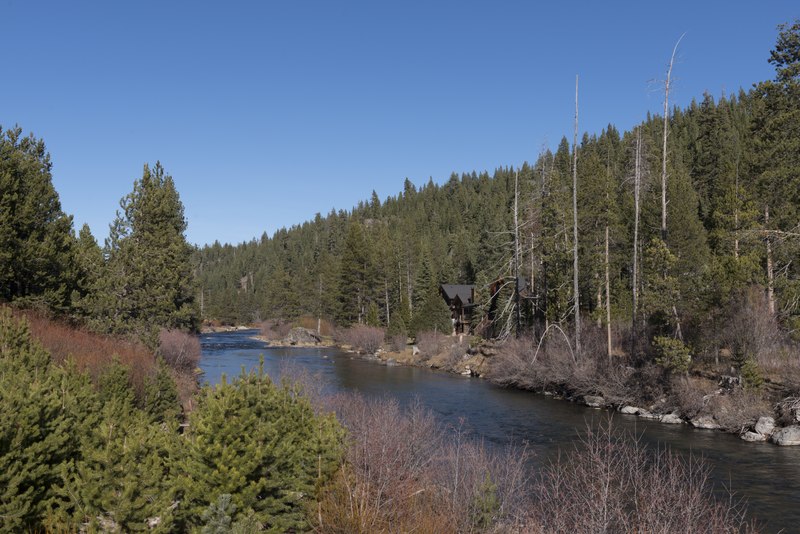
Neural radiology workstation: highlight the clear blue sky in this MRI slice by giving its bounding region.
[2,1,796,246]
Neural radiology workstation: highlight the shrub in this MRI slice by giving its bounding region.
[158,328,201,373]
[531,418,755,533]
[338,325,384,354]
[415,330,449,359]
[389,334,407,353]
[295,316,335,337]
[259,319,292,341]
[17,308,156,401]
[653,336,692,374]
[178,361,344,531]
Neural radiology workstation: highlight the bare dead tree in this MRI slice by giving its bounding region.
[572,75,582,357]
[632,128,642,357]
[661,33,685,242]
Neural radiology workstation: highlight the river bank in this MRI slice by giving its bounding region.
[249,325,800,447]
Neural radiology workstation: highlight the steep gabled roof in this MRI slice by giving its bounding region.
[440,284,474,305]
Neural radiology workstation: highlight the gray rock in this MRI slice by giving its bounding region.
[741,431,767,442]
[638,410,660,420]
[584,395,605,408]
[755,416,776,436]
[660,413,683,424]
[691,415,720,430]
[771,426,800,446]
[619,406,639,415]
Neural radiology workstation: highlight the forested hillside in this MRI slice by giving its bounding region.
[195,22,800,364]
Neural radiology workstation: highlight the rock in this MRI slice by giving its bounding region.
[638,410,659,420]
[584,395,605,408]
[771,426,800,446]
[412,345,420,356]
[619,406,639,415]
[690,415,720,430]
[741,431,767,442]
[755,416,776,436]
[660,413,683,424]
[385,358,397,367]
[283,327,321,345]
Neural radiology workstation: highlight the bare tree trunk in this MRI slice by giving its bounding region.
[632,129,642,357]
[514,170,521,336]
[661,34,684,242]
[384,281,390,326]
[765,205,776,315]
[605,224,612,359]
[572,75,581,357]
[734,162,740,260]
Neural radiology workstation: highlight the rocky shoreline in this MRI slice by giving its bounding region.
[240,326,800,447]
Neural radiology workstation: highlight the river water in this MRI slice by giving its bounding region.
[200,330,800,532]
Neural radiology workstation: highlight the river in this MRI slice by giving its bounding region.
[200,330,800,532]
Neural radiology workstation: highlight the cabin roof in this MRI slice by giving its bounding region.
[440,284,475,305]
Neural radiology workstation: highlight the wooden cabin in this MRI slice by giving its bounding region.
[440,284,475,334]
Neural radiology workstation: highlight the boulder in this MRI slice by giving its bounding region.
[771,426,800,446]
[690,415,720,430]
[755,416,776,436]
[584,395,605,408]
[283,327,321,345]
[619,406,639,415]
[660,413,683,424]
[638,410,660,420]
[741,431,767,442]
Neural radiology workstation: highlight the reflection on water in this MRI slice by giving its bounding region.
[200,330,800,532]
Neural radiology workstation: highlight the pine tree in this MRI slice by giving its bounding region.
[0,127,77,311]
[88,162,199,344]
[177,362,344,531]
[0,309,75,529]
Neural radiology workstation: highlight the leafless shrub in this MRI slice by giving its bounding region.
[721,288,800,382]
[389,334,407,353]
[531,418,757,534]
[158,328,200,373]
[296,315,335,337]
[338,325,385,354]
[259,319,292,341]
[317,394,535,533]
[669,376,716,419]
[708,390,771,434]
[416,330,449,359]
[490,329,635,405]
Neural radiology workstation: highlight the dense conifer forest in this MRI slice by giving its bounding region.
[195,22,800,366]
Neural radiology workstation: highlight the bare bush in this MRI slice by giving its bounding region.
[416,330,449,359]
[669,376,716,419]
[19,309,156,401]
[158,328,201,373]
[389,334,407,353]
[296,315,335,337]
[709,390,772,434]
[338,325,385,354]
[317,394,534,533]
[259,319,292,341]
[531,418,756,534]
[490,329,636,405]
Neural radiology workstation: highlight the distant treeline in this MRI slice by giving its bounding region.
[195,22,800,358]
